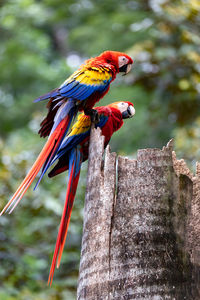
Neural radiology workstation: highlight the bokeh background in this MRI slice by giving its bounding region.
[0,0,199,299]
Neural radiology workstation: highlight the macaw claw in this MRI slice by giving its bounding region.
[84,108,100,124]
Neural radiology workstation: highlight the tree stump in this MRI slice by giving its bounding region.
[77,128,200,300]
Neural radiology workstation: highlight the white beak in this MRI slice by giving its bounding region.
[125,64,132,74]
[129,105,135,116]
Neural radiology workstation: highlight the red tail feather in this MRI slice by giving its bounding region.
[0,118,70,216]
[48,161,80,286]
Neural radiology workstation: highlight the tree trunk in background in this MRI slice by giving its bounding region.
[77,128,200,300]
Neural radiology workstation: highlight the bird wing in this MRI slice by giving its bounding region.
[48,109,109,178]
[59,66,113,100]
[54,110,109,160]
[34,66,113,102]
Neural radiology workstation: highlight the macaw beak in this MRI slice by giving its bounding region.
[119,63,132,75]
[125,63,132,74]
[122,105,135,119]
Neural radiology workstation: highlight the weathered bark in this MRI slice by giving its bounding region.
[77,129,200,300]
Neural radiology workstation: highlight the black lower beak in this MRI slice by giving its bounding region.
[122,106,135,119]
[119,63,132,75]
[122,107,130,119]
[119,64,128,74]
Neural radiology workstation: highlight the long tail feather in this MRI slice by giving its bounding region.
[0,100,78,216]
[33,101,78,190]
[48,148,82,286]
[0,107,77,216]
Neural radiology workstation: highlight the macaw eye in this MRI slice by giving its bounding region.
[118,56,128,68]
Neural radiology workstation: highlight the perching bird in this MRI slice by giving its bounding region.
[45,101,135,285]
[0,51,133,212]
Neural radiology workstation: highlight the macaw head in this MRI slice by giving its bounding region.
[108,101,135,119]
[99,51,133,75]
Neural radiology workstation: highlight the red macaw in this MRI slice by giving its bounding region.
[0,51,133,213]
[45,101,135,285]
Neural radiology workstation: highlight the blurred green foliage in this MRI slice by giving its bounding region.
[0,0,199,299]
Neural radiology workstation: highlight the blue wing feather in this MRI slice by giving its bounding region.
[34,69,112,103]
[71,85,89,99]
[34,90,59,103]
[59,82,104,100]
[59,81,79,95]
[69,84,90,99]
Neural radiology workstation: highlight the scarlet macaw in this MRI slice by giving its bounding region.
[0,51,133,212]
[45,101,135,285]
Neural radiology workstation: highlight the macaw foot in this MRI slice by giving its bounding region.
[84,109,100,124]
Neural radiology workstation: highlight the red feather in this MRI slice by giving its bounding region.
[0,117,71,215]
[48,149,81,285]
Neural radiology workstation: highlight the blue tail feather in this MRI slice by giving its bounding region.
[68,147,82,180]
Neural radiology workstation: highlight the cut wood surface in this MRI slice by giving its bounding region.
[77,128,200,300]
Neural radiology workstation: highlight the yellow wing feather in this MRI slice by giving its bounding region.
[75,67,112,86]
[59,65,112,96]
[68,113,91,137]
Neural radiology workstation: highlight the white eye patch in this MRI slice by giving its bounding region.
[117,102,129,113]
[118,56,129,68]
